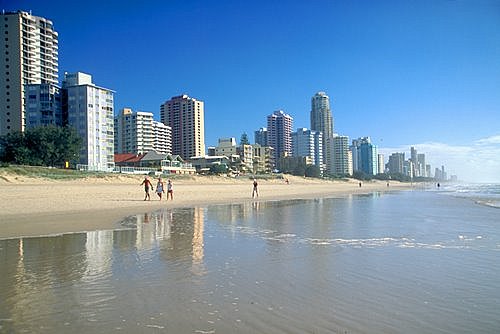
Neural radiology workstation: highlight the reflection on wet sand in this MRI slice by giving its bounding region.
[5,192,494,334]
[0,207,206,333]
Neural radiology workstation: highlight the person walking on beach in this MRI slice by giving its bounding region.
[252,178,259,198]
[156,177,165,200]
[166,179,174,200]
[140,176,153,201]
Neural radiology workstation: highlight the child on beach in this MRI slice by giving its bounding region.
[156,177,165,200]
[166,179,173,200]
[140,176,153,201]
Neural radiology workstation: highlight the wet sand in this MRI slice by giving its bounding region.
[0,174,410,239]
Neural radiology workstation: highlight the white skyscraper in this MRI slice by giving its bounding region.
[291,128,323,169]
[152,120,172,155]
[310,92,334,172]
[330,135,351,176]
[1,11,59,135]
[267,110,293,168]
[63,72,114,171]
[114,108,154,155]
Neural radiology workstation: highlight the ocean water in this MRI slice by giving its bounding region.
[0,186,499,333]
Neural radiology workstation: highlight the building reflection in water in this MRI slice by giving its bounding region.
[0,206,207,331]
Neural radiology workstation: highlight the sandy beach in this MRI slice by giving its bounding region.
[0,172,410,239]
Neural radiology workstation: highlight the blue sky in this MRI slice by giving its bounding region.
[3,0,500,182]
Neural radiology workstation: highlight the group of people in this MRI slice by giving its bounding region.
[141,176,173,201]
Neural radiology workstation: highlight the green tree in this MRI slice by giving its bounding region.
[0,125,81,167]
[210,163,229,175]
[305,165,321,178]
[352,170,372,181]
[240,132,250,145]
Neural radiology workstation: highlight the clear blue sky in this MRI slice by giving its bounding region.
[3,0,500,181]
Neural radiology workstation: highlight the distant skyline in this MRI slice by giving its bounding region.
[2,0,499,182]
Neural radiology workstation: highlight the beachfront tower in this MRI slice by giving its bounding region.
[330,135,351,176]
[351,137,378,176]
[152,120,172,155]
[291,128,323,169]
[311,92,334,171]
[1,11,59,135]
[267,110,293,170]
[160,95,205,160]
[25,83,62,127]
[63,72,114,171]
[254,127,268,146]
[114,108,154,155]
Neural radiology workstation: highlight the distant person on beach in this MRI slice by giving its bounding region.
[140,176,153,201]
[285,178,289,185]
[359,182,362,187]
[437,183,441,188]
[156,177,165,200]
[166,179,174,200]
[252,178,259,198]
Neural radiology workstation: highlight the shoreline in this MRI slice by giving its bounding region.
[0,174,412,239]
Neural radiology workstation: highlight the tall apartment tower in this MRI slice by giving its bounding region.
[25,83,62,127]
[114,108,154,155]
[267,110,293,169]
[63,72,114,171]
[160,94,205,159]
[330,135,351,176]
[311,92,334,170]
[1,11,59,135]
[351,137,378,175]
[254,127,268,146]
[152,120,172,155]
[387,153,405,174]
[291,128,323,169]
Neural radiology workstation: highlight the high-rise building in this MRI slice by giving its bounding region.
[410,146,418,177]
[291,128,323,169]
[25,83,62,127]
[330,135,351,176]
[351,137,378,175]
[267,110,293,169]
[1,11,59,135]
[254,127,268,146]
[63,72,114,171]
[311,91,334,170]
[387,153,405,174]
[152,120,171,155]
[417,153,426,177]
[378,154,385,174]
[114,108,154,155]
[160,94,205,159]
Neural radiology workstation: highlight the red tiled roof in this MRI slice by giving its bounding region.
[114,153,145,163]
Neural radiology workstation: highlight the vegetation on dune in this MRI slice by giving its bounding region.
[0,125,82,168]
[0,165,105,180]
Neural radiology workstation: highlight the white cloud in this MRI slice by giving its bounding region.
[379,135,500,183]
[475,135,500,145]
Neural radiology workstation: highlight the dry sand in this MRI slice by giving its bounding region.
[0,172,411,239]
